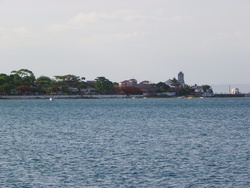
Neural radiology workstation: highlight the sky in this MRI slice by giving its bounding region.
[0,0,250,91]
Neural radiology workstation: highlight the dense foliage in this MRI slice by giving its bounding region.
[0,69,88,95]
[0,69,212,96]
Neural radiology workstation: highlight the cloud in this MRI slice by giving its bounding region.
[68,11,151,24]
[69,12,118,25]
[123,14,192,23]
[0,26,36,45]
[1,10,193,48]
[45,24,67,33]
[203,31,243,46]
[113,32,145,40]
[123,15,147,22]
[79,32,146,45]
[45,11,192,33]
[201,30,250,55]
[0,26,29,36]
[216,31,242,40]
[166,15,193,22]
[45,12,118,33]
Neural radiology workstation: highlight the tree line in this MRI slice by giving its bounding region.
[0,69,211,96]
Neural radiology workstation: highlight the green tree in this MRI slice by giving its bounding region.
[0,74,12,94]
[35,76,52,94]
[155,82,171,93]
[171,77,179,87]
[0,74,9,86]
[0,83,12,95]
[9,73,22,87]
[54,74,86,94]
[94,77,114,94]
[178,84,191,96]
[11,69,35,87]
[201,85,211,91]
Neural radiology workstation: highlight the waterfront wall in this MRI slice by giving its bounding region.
[214,94,246,97]
[0,95,131,99]
[1,93,249,99]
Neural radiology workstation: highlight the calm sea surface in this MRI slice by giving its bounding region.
[0,98,249,187]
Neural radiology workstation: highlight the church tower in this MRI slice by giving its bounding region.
[178,71,185,86]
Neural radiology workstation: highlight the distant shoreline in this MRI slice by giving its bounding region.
[1,94,249,100]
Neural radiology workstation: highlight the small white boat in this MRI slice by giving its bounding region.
[178,96,185,99]
[49,97,54,101]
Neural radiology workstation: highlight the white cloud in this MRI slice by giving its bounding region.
[45,12,114,33]
[44,11,192,33]
[12,27,29,34]
[0,26,36,45]
[123,14,148,22]
[203,31,243,46]
[200,30,250,58]
[0,26,30,36]
[166,15,193,22]
[45,24,67,33]
[113,32,145,40]
[216,31,242,40]
[69,12,118,25]
[79,32,146,45]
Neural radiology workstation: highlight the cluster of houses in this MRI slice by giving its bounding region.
[118,79,155,95]
[81,71,215,97]
[118,72,215,97]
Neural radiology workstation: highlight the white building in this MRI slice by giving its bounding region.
[231,88,240,94]
[164,79,173,87]
[194,86,204,93]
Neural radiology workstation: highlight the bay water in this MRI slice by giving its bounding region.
[0,98,249,187]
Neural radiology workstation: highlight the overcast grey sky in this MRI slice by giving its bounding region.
[0,0,249,87]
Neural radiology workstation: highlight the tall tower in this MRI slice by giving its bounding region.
[178,71,185,86]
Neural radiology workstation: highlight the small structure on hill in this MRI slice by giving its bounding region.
[119,78,155,96]
[164,79,173,87]
[119,79,137,87]
[178,71,185,86]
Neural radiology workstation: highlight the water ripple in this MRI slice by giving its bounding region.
[0,98,249,187]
